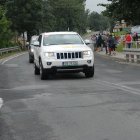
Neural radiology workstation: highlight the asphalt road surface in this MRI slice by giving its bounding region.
[1,53,140,140]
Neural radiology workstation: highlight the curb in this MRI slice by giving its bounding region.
[96,52,140,67]
[0,98,3,110]
[95,52,126,61]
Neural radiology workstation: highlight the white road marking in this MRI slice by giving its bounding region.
[11,85,49,90]
[0,98,3,109]
[97,80,140,96]
[1,52,27,65]
[117,81,140,85]
[0,84,49,91]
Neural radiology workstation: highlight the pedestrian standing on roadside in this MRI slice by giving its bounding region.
[112,35,118,55]
[102,34,108,54]
[91,34,97,51]
[96,34,103,51]
[135,32,138,41]
[125,32,133,48]
[108,34,114,55]
[133,32,138,41]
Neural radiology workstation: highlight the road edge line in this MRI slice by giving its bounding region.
[0,98,3,110]
[1,52,27,65]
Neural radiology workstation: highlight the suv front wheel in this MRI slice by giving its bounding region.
[39,61,47,80]
[34,63,40,75]
[29,55,34,63]
[85,65,94,78]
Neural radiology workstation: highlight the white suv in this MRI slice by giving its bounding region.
[33,32,94,80]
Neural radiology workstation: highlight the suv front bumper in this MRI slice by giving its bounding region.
[44,65,94,73]
[42,59,94,73]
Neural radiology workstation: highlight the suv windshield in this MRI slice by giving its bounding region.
[43,34,84,46]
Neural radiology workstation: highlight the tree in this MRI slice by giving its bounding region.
[5,0,88,39]
[88,11,110,31]
[6,0,42,41]
[46,0,87,33]
[100,0,140,25]
[0,6,12,48]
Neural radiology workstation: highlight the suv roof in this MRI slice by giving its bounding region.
[40,32,78,36]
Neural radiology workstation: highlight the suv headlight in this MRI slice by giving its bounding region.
[83,51,92,57]
[31,48,34,52]
[44,52,55,58]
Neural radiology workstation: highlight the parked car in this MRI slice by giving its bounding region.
[33,32,94,80]
[28,35,39,63]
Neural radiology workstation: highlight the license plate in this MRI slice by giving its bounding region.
[63,61,78,66]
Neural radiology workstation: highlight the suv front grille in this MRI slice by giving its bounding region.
[56,52,82,59]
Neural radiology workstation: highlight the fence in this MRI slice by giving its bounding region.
[122,40,140,48]
[0,46,20,56]
[128,41,140,48]
[123,48,140,63]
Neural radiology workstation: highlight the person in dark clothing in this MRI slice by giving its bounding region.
[135,33,138,41]
[112,35,118,55]
[133,32,138,41]
[97,34,103,51]
[108,34,114,55]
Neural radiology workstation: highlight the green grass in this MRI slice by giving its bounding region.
[116,43,124,52]
[113,31,128,36]
[116,42,140,52]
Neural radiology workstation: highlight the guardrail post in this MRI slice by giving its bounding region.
[130,54,135,63]
[135,41,138,49]
[123,48,140,63]
[126,54,129,62]
[136,55,140,63]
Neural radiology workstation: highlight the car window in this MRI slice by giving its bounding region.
[43,34,84,46]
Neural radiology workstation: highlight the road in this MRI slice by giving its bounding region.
[1,53,140,140]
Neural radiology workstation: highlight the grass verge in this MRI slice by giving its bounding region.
[0,50,27,60]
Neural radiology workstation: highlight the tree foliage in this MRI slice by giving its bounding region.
[100,0,140,25]
[88,11,110,31]
[40,0,87,33]
[0,6,12,48]
[6,0,42,38]
[5,0,87,38]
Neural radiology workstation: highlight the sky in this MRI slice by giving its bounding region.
[86,0,110,13]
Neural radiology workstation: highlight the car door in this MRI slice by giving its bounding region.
[34,35,42,65]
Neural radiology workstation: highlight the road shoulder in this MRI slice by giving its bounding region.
[96,50,140,66]
[0,52,27,65]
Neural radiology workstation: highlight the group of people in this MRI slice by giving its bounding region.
[91,32,139,55]
[91,33,119,55]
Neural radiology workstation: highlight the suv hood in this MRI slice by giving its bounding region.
[42,44,92,52]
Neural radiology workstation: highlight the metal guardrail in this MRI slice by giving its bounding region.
[133,41,140,48]
[123,48,140,63]
[0,46,20,55]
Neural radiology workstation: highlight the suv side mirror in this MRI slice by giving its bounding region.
[34,41,40,47]
[84,39,92,45]
[26,42,29,45]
